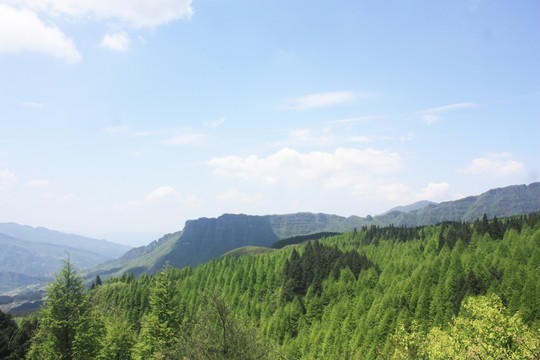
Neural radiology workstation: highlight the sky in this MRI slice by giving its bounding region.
[0,0,539,246]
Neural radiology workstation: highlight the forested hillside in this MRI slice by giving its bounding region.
[3,213,539,359]
[88,182,540,281]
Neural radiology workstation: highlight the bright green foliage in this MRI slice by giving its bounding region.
[177,289,270,360]
[27,257,103,360]
[98,313,136,360]
[133,264,183,359]
[21,213,540,359]
[392,295,540,359]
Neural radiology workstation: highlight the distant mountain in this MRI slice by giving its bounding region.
[383,200,437,214]
[89,182,540,280]
[0,224,131,294]
[376,182,540,226]
[0,223,131,258]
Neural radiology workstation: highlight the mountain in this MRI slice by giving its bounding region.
[379,182,540,226]
[89,182,540,280]
[383,200,436,214]
[0,224,131,294]
[0,223,131,258]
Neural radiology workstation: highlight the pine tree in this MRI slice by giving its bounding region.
[27,257,102,360]
[134,264,182,359]
[0,309,18,359]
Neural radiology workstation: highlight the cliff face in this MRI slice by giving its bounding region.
[161,214,279,270]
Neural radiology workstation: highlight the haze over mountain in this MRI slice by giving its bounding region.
[88,182,540,280]
[0,224,131,293]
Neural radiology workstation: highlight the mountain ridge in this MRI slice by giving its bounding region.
[0,224,132,294]
[88,182,540,280]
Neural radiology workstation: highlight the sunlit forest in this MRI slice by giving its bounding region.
[2,213,539,359]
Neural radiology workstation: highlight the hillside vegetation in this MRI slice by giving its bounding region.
[4,213,539,359]
[89,182,540,281]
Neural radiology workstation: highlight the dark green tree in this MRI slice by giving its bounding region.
[181,289,270,360]
[0,309,18,359]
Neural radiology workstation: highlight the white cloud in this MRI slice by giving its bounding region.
[419,102,475,125]
[0,169,18,190]
[25,179,49,188]
[458,152,526,178]
[420,102,475,114]
[22,101,45,108]
[101,125,129,133]
[208,147,403,191]
[332,115,387,124]
[0,0,193,63]
[62,193,77,201]
[416,182,451,200]
[422,114,441,124]
[0,3,81,63]
[204,117,225,129]
[100,32,130,51]
[129,185,199,206]
[277,91,366,110]
[145,185,178,202]
[286,128,334,146]
[347,136,372,143]
[401,131,416,142]
[14,0,194,28]
[217,188,261,204]
[160,133,204,145]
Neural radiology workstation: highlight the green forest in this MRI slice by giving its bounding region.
[1,213,540,359]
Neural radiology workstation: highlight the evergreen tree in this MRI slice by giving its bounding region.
[0,309,18,359]
[134,264,183,359]
[27,257,102,360]
[98,313,136,360]
[182,289,270,360]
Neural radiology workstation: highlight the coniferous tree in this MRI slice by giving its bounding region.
[27,257,102,360]
[134,264,183,359]
[0,309,18,359]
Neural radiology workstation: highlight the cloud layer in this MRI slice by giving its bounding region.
[0,0,193,62]
[7,0,194,28]
[0,3,81,63]
[459,153,526,178]
[277,91,363,110]
[100,32,130,51]
[0,169,18,190]
[420,102,475,124]
[208,147,403,192]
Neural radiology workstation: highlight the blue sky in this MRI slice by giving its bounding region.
[1,0,539,246]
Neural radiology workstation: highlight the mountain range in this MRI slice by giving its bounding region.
[88,182,540,280]
[0,224,131,294]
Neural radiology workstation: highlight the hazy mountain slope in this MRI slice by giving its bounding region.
[0,223,131,258]
[0,225,132,294]
[85,232,182,279]
[410,182,540,225]
[0,232,129,293]
[384,200,436,214]
[89,182,540,279]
